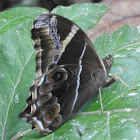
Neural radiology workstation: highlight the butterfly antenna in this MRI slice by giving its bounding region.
[104,20,111,54]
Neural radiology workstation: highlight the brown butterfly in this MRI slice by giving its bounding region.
[19,13,116,135]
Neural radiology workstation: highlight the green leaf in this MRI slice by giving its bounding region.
[0,7,48,140]
[0,4,140,140]
[0,4,107,140]
[51,3,108,31]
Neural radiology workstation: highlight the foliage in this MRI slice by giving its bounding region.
[0,4,140,140]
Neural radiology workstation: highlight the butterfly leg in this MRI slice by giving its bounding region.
[99,88,104,112]
[103,75,136,89]
[103,75,117,88]
[99,76,117,112]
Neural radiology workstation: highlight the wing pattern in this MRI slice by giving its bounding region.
[19,13,113,135]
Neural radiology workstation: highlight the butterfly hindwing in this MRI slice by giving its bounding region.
[20,63,106,134]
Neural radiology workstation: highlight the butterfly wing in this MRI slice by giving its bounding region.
[19,13,113,135]
[31,13,107,77]
[19,63,105,134]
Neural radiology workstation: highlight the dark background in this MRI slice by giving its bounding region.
[0,0,102,11]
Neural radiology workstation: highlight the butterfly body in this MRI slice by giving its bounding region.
[19,13,114,135]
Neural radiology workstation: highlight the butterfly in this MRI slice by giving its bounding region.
[19,13,116,135]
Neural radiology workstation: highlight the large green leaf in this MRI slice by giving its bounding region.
[51,3,108,31]
[0,3,140,140]
[0,7,48,140]
[0,4,109,140]
[19,26,140,140]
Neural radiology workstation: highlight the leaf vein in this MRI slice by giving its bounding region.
[1,50,35,140]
